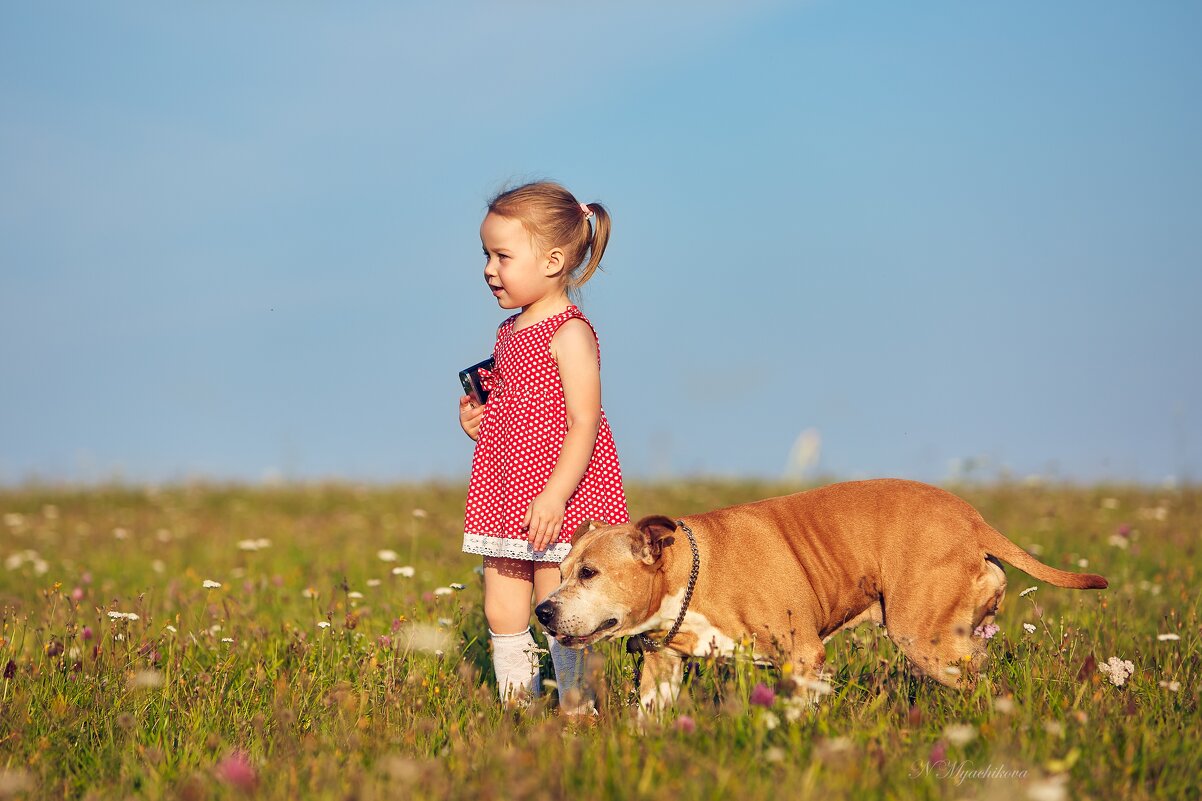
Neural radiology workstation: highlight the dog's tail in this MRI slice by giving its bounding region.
[975,522,1108,590]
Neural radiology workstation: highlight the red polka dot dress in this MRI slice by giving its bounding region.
[463,305,628,562]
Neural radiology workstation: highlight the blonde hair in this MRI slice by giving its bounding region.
[487,181,611,289]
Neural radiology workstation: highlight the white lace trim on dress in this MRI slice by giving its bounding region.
[462,533,571,562]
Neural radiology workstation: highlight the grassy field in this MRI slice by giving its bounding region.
[0,479,1198,800]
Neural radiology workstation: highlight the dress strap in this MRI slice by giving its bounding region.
[545,305,601,364]
[544,305,593,336]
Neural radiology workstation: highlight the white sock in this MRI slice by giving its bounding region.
[489,627,541,703]
[547,635,595,713]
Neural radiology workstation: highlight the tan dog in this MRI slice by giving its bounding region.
[534,479,1107,711]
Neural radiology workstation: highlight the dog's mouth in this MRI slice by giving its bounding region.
[553,618,618,648]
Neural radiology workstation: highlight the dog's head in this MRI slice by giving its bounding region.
[534,516,679,648]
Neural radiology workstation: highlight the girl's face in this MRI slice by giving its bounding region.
[480,213,563,310]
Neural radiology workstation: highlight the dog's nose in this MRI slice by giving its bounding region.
[534,600,554,626]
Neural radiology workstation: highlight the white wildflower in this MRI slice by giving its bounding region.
[761,711,780,730]
[348,591,364,600]
[1023,623,1037,634]
[376,549,398,562]
[393,566,415,578]
[450,582,466,590]
[151,559,165,574]
[797,676,833,696]
[943,723,976,746]
[1097,656,1135,687]
[203,579,222,589]
[1043,720,1064,736]
[816,736,854,760]
[1077,558,1089,568]
[1107,534,1130,549]
[1020,586,1038,597]
[433,587,453,596]
[437,617,453,627]
[1159,680,1180,692]
[412,509,428,519]
[994,696,1016,714]
[1157,633,1180,641]
[397,622,455,654]
[237,538,272,551]
[7,551,46,572]
[107,611,140,621]
[366,579,381,587]
[129,669,163,689]
[943,665,962,676]
[165,625,177,633]
[1027,774,1068,801]
[317,621,331,629]
[1138,506,1168,521]
[221,637,234,644]
[302,587,318,598]
[781,695,813,722]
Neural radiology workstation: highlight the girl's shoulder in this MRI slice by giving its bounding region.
[549,307,602,364]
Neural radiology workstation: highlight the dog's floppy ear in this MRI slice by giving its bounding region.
[632,515,677,565]
[571,519,608,546]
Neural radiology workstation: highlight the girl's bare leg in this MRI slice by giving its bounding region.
[483,556,541,702]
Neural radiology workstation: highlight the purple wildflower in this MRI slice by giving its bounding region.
[750,682,776,708]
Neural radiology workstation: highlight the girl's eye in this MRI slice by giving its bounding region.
[579,566,597,580]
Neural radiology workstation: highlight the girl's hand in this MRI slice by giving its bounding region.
[523,491,566,552]
[459,395,485,440]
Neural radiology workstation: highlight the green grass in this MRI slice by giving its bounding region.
[0,480,1198,800]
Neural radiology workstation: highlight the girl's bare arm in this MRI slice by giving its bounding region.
[522,318,602,550]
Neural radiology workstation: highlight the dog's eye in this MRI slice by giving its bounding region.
[578,566,598,580]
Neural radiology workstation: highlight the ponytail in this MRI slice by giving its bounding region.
[573,201,610,289]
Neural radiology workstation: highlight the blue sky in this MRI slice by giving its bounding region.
[2,1,1200,485]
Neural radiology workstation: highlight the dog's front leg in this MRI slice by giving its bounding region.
[637,649,684,717]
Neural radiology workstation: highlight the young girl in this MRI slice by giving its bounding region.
[458,181,628,709]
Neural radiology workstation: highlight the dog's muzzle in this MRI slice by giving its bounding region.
[535,599,617,645]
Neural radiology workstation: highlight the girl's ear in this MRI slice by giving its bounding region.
[543,247,566,278]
